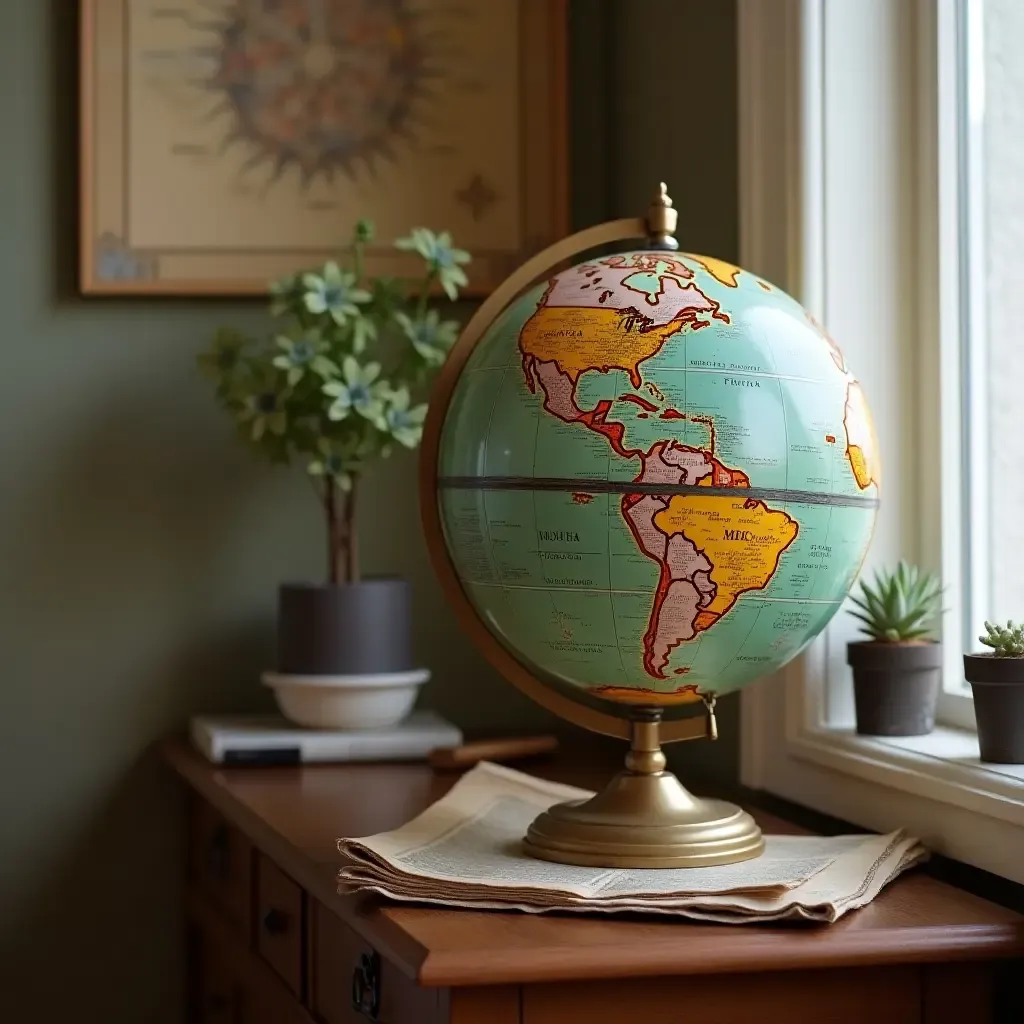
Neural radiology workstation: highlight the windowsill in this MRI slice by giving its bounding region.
[860,725,1024,782]
[790,723,1024,828]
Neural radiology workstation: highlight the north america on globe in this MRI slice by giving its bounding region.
[438,251,879,707]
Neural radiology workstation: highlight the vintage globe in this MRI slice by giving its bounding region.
[427,236,879,721]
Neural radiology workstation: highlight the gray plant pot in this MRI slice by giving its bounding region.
[847,641,942,737]
[277,579,413,676]
[963,653,1024,764]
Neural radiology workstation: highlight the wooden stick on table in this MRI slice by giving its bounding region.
[428,735,559,771]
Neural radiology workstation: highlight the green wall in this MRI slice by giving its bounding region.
[0,2,736,1020]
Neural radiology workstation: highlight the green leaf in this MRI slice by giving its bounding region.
[848,562,944,640]
[352,316,376,354]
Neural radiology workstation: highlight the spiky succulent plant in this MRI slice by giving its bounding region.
[979,620,1024,657]
[849,561,942,642]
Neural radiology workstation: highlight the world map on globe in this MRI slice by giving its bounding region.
[437,251,880,709]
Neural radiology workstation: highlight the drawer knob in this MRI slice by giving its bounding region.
[351,951,381,1020]
[262,908,290,935]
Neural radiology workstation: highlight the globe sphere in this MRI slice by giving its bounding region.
[435,249,879,715]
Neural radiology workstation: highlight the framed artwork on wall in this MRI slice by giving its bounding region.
[79,1,568,296]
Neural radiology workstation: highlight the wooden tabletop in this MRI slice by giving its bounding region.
[162,738,1024,988]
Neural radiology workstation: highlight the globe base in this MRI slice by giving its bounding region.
[523,772,763,869]
[523,713,764,869]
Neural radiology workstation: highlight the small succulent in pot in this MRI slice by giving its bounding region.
[978,619,1024,657]
[965,620,1024,763]
[848,562,942,643]
[846,562,943,736]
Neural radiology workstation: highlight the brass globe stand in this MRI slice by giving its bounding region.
[524,701,763,868]
[421,184,765,869]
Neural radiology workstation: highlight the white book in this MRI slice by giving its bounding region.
[189,710,462,765]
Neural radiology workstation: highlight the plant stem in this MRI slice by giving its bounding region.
[325,478,340,584]
[416,269,436,322]
[345,476,359,583]
[353,239,364,286]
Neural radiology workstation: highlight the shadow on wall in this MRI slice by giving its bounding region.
[0,379,277,1020]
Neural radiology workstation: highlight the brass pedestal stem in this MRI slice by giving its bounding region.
[523,704,764,869]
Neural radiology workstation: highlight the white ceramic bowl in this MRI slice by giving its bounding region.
[261,669,430,730]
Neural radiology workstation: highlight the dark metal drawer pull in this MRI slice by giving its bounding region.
[351,951,381,1020]
[261,908,290,935]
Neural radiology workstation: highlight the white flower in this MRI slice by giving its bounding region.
[271,331,338,385]
[307,440,353,490]
[302,261,370,325]
[395,228,471,300]
[394,309,459,366]
[384,387,428,449]
[323,357,387,427]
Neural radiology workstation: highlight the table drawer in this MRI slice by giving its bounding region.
[189,797,253,937]
[310,900,445,1024]
[256,854,305,998]
[523,967,921,1024]
[190,892,319,1024]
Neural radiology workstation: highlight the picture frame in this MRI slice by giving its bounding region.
[79,0,568,296]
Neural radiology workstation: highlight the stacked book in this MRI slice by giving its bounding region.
[190,711,461,765]
[337,762,927,923]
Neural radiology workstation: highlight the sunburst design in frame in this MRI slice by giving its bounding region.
[192,0,445,186]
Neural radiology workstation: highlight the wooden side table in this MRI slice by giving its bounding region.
[162,739,1024,1024]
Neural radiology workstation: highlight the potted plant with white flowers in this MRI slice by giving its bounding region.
[199,220,469,728]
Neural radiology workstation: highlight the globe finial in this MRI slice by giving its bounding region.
[646,182,679,250]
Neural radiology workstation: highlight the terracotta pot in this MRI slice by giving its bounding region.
[963,653,1024,764]
[847,641,942,736]
[276,579,413,676]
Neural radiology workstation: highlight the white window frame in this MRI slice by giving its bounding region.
[958,0,992,677]
[737,0,1024,884]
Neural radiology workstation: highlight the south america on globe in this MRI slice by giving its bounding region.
[437,249,879,709]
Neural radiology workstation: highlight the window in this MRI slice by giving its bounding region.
[737,0,1024,885]
[960,0,1024,649]
[935,0,1024,728]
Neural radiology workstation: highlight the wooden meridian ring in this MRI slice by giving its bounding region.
[419,218,706,744]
